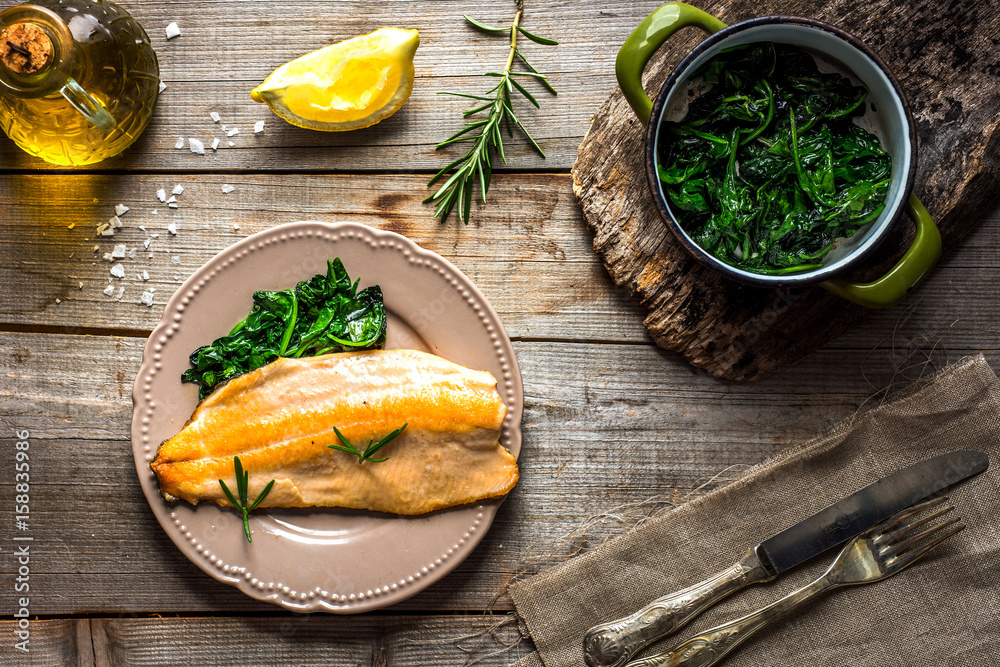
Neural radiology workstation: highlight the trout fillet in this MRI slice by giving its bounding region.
[151,349,518,515]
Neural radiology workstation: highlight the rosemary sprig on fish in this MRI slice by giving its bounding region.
[329,423,408,464]
[218,456,275,543]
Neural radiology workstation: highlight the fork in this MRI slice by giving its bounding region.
[623,496,964,667]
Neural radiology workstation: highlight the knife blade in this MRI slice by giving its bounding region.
[582,449,989,667]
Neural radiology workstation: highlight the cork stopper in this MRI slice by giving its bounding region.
[1,22,52,75]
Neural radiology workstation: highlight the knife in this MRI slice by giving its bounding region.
[581,449,989,667]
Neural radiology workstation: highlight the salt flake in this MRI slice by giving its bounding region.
[254,121,265,133]
[165,22,180,40]
[166,195,177,204]
[141,290,155,307]
[111,244,127,259]
[174,136,184,149]
[103,285,115,297]
[210,112,221,123]
[172,184,184,195]
[189,138,205,154]
[142,270,150,281]
[110,263,125,279]
[167,223,178,235]
[227,128,239,137]
[115,204,129,216]
[221,184,235,194]
[228,141,234,147]
[156,189,166,202]
[171,255,181,265]
[158,81,166,93]
[211,137,220,151]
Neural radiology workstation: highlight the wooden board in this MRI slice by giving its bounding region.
[0,0,663,173]
[2,174,999,353]
[0,330,968,614]
[573,0,1000,381]
[0,616,530,667]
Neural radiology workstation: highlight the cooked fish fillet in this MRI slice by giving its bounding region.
[151,349,517,515]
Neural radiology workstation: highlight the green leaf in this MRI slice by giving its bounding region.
[464,15,509,33]
[516,25,558,45]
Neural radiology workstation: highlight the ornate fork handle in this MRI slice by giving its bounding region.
[582,550,772,667]
[626,574,833,667]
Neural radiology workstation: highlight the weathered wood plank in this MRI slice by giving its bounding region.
[0,173,648,341]
[0,331,985,613]
[2,174,1000,356]
[573,0,1000,380]
[0,619,92,667]
[0,615,530,666]
[0,0,657,173]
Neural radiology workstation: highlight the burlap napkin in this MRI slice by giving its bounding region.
[510,354,1000,667]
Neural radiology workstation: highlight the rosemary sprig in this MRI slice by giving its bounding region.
[329,423,408,464]
[219,456,275,543]
[425,1,557,224]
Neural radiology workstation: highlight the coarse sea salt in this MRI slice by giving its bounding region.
[144,238,151,249]
[114,286,125,301]
[172,184,184,195]
[189,138,205,154]
[174,136,184,149]
[210,112,221,123]
[166,195,177,204]
[211,137,220,151]
[159,81,166,93]
[221,184,235,194]
[151,209,158,215]
[167,223,177,235]
[254,121,265,133]
[142,270,150,281]
[168,202,178,208]
[233,223,241,230]
[171,255,181,265]
[110,263,125,279]
[128,248,137,259]
[227,128,239,137]
[110,215,122,229]
[111,244,127,259]
[103,285,115,297]
[156,189,166,202]
[228,141,234,147]
[141,290,155,307]
[165,22,180,39]
[115,204,129,216]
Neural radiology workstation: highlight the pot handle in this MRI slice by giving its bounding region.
[820,195,941,308]
[616,2,726,126]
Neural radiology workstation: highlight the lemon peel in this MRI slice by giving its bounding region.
[251,27,419,132]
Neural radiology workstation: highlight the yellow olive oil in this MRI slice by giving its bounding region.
[0,0,158,165]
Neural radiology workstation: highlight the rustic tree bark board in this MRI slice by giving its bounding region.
[0,331,969,614]
[573,0,1000,381]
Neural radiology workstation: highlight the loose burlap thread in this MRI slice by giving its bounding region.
[509,355,1000,667]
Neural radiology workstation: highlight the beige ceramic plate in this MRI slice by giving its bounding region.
[130,221,523,612]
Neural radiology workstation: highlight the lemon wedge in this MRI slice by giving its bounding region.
[251,27,419,132]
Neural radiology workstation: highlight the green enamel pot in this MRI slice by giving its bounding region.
[617,2,941,308]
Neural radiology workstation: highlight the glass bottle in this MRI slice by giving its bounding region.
[0,0,159,165]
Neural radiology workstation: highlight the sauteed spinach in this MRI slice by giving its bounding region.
[657,43,892,274]
[182,258,386,399]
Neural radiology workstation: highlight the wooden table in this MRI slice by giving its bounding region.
[1,1,997,664]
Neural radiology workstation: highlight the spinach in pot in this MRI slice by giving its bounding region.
[182,258,386,399]
[657,43,892,275]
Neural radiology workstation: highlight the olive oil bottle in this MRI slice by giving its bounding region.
[0,0,158,165]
